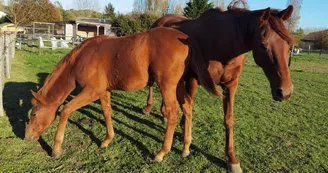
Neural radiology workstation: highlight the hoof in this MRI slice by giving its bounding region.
[181,151,190,158]
[100,143,108,149]
[142,108,150,115]
[230,163,242,173]
[163,117,168,124]
[51,149,63,159]
[153,155,163,162]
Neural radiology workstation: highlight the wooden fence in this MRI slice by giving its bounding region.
[0,32,16,116]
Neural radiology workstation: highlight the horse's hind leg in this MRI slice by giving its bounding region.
[154,84,179,162]
[52,87,100,158]
[100,91,114,148]
[177,77,198,158]
[142,86,153,114]
[179,77,198,131]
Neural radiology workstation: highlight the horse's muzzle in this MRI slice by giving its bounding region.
[273,88,292,102]
[25,133,39,141]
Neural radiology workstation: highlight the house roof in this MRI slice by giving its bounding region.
[302,29,328,41]
[78,18,111,24]
[0,22,12,27]
[67,18,111,27]
[68,20,111,27]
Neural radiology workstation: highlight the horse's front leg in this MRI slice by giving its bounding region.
[222,80,242,173]
[99,91,115,148]
[52,87,100,158]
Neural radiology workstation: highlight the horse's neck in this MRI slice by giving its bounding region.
[234,13,255,54]
[174,20,196,36]
[39,59,76,106]
[206,12,255,58]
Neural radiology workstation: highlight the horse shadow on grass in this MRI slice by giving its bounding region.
[3,72,226,169]
[75,92,227,169]
[3,73,53,155]
[3,73,48,138]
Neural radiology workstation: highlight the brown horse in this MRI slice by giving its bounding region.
[24,27,220,161]
[144,6,294,173]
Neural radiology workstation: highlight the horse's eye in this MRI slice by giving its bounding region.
[31,113,36,117]
[261,44,267,50]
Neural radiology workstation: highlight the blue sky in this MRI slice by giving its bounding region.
[53,0,328,29]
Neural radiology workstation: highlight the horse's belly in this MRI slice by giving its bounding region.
[117,77,148,91]
[110,69,149,91]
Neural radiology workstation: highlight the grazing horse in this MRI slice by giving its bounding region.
[144,6,294,173]
[24,27,220,161]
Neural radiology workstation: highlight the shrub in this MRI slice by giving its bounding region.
[112,13,159,36]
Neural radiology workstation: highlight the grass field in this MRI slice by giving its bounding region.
[0,49,327,172]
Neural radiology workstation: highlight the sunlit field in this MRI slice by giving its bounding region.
[0,49,327,172]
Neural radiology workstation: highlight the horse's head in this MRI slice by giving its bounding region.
[251,6,294,102]
[25,91,57,141]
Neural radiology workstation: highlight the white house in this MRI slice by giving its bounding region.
[65,18,114,41]
[0,11,7,18]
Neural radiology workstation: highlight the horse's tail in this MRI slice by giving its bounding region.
[188,38,223,97]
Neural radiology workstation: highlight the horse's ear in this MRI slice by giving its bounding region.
[31,98,38,106]
[260,8,271,23]
[31,90,42,100]
[278,5,294,21]
[31,90,46,104]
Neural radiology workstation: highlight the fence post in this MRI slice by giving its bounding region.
[288,45,294,67]
[4,33,10,79]
[0,32,16,117]
[39,37,42,55]
[0,71,3,116]
[0,34,3,116]
[0,73,3,116]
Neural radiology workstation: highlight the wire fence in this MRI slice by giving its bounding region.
[0,31,16,116]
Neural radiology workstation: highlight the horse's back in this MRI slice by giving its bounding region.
[147,27,190,84]
[151,14,188,28]
[73,28,189,91]
[72,34,150,91]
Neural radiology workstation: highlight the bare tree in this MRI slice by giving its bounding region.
[158,0,170,15]
[211,0,225,8]
[133,0,184,15]
[133,0,147,13]
[286,0,302,32]
[6,0,60,27]
[303,27,328,35]
[7,0,37,27]
[169,0,184,14]
[0,0,5,11]
[227,0,249,10]
[74,0,100,18]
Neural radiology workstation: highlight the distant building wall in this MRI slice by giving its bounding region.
[65,24,74,41]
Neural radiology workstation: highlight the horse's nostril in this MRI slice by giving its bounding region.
[276,88,283,98]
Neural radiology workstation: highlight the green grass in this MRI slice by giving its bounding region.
[0,50,327,172]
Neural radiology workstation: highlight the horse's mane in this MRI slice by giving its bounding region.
[268,11,294,44]
[200,7,225,17]
[225,7,294,44]
[38,39,91,97]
